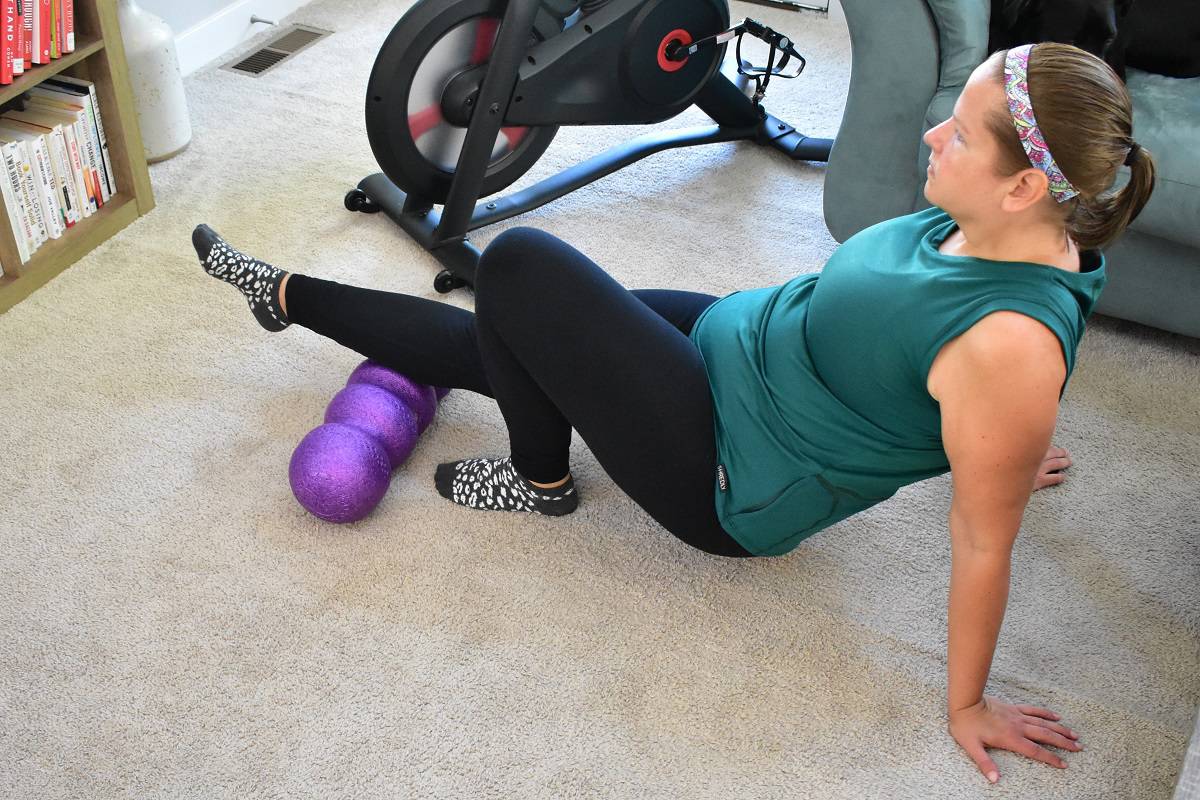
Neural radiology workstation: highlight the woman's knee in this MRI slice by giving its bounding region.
[477,227,559,289]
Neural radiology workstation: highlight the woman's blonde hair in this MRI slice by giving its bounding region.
[984,43,1156,251]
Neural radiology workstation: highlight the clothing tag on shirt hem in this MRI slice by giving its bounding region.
[717,464,729,492]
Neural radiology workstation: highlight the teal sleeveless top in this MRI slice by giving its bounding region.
[689,206,1107,557]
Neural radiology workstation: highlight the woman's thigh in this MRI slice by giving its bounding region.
[474,228,752,558]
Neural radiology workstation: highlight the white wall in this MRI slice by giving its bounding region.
[137,0,225,35]
[137,0,315,77]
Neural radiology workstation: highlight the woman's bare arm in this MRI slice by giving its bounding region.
[936,311,1066,713]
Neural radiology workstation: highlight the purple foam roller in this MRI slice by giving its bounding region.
[324,383,421,469]
[289,423,392,523]
[346,360,439,433]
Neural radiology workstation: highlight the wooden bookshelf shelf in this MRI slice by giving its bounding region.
[0,0,155,315]
[0,35,106,107]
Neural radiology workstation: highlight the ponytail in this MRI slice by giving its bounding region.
[1069,141,1157,251]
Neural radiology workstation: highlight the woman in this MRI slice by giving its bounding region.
[194,44,1153,783]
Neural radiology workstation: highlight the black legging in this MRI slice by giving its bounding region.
[284,226,754,558]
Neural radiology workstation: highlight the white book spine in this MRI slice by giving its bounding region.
[31,137,62,239]
[18,141,47,246]
[51,126,80,225]
[3,141,36,258]
[0,142,32,267]
[30,0,38,64]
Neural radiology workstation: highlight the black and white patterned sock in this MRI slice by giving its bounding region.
[192,224,290,332]
[434,456,578,516]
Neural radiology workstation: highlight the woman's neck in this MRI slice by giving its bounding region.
[949,215,1078,269]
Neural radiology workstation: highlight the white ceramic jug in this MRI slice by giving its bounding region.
[116,0,192,163]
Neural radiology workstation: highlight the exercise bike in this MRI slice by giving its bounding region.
[345,0,833,294]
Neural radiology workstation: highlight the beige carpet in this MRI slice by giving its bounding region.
[1,1,1197,797]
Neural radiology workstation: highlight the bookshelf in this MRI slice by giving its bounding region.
[0,0,155,315]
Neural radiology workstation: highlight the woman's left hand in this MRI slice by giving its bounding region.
[948,695,1083,784]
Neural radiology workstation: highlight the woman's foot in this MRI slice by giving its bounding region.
[434,456,578,516]
[192,224,290,332]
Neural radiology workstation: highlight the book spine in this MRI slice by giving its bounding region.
[79,106,105,203]
[22,0,31,67]
[34,136,62,237]
[5,141,36,258]
[47,126,74,227]
[57,125,82,223]
[1,141,32,265]
[37,0,48,65]
[25,138,52,239]
[86,83,113,195]
[13,141,43,246]
[14,0,23,74]
[62,0,68,52]
[16,141,46,246]
[2,0,14,85]
[71,118,98,208]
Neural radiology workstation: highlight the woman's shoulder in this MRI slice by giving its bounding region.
[927,310,1068,403]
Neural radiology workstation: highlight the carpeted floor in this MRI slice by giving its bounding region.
[1,1,1197,797]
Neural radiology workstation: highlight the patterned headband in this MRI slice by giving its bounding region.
[1004,44,1080,203]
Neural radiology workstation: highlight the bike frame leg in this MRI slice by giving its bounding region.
[433,0,543,247]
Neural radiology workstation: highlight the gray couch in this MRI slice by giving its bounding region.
[822,0,1200,339]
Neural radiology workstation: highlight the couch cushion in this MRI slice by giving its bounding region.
[1117,68,1200,248]
[925,0,992,90]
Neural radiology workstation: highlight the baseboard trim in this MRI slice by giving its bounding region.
[175,0,314,78]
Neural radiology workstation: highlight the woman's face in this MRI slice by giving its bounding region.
[922,58,1032,216]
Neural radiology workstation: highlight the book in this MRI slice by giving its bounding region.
[22,0,31,69]
[2,0,15,85]
[0,137,37,257]
[55,0,68,56]
[32,0,48,66]
[48,0,55,61]
[0,139,33,268]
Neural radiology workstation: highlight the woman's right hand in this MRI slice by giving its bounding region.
[1033,445,1073,492]
[949,695,1083,784]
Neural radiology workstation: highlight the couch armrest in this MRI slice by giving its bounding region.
[824,0,993,242]
[823,0,942,243]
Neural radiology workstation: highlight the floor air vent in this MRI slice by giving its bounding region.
[222,24,333,77]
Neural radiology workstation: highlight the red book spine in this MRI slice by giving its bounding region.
[62,0,69,52]
[38,0,49,64]
[2,0,14,85]
[22,0,31,66]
